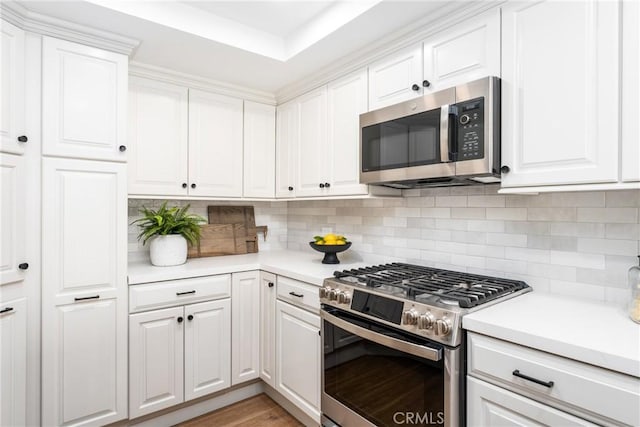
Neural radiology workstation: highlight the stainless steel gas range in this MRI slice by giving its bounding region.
[319,263,531,427]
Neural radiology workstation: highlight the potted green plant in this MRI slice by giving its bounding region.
[131,202,206,266]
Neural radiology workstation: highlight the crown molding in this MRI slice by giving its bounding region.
[0,1,139,55]
[275,1,504,103]
[128,61,277,105]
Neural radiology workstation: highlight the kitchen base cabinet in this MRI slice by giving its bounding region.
[259,272,276,387]
[467,377,597,427]
[275,299,321,422]
[231,271,260,385]
[0,297,26,427]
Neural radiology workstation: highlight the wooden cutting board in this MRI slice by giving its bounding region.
[188,206,258,258]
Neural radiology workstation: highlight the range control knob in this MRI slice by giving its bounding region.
[337,291,351,305]
[319,287,330,299]
[328,289,339,301]
[435,318,452,336]
[460,114,470,125]
[417,313,435,330]
[402,309,419,325]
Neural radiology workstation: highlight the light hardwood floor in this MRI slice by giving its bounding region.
[176,394,303,427]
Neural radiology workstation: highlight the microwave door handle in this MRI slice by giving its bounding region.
[440,105,451,162]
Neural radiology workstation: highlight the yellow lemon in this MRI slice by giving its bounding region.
[336,240,346,245]
[315,241,325,245]
[324,233,337,241]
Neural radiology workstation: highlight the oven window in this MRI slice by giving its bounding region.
[323,319,445,426]
[362,108,441,172]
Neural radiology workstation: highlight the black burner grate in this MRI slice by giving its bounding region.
[334,263,528,308]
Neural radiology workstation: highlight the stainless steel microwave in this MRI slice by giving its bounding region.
[360,76,501,188]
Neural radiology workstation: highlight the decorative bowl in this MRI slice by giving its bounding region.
[309,241,352,264]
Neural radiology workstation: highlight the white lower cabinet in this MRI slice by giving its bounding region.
[259,272,276,387]
[128,280,231,419]
[275,299,321,422]
[0,297,26,427]
[231,271,260,385]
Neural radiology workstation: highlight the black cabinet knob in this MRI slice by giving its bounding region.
[182,183,187,188]
[325,182,330,188]
[119,145,126,152]
[18,263,29,270]
[319,183,325,188]
[17,135,28,143]
[500,165,511,174]
[191,183,196,189]
[288,186,293,191]
[177,316,184,323]
[187,314,194,321]
[411,84,420,91]
[422,80,431,88]
[268,282,274,288]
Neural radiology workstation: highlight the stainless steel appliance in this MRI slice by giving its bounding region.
[320,263,530,427]
[360,77,500,188]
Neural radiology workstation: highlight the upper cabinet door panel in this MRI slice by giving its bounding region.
[423,8,500,92]
[128,78,189,195]
[42,37,127,162]
[622,0,640,182]
[243,101,276,198]
[275,100,298,198]
[188,89,243,197]
[42,158,126,304]
[296,87,327,197]
[501,0,620,187]
[0,154,26,286]
[0,20,25,155]
[368,44,423,110]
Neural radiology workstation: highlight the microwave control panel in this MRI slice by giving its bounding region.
[456,97,484,161]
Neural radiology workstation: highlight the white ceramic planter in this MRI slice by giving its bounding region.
[149,235,188,267]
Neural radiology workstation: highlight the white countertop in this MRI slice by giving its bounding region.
[128,250,371,286]
[463,292,640,378]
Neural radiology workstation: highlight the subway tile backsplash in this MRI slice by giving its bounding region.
[128,186,640,305]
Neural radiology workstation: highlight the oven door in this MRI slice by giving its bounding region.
[321,306,462,427]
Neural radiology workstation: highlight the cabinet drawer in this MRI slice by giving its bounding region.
[276,276,319,313]
[129,275,231,313]
[468,333,640,426]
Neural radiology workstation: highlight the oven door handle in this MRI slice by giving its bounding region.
[440,104,451,163]
[321,310,442,362]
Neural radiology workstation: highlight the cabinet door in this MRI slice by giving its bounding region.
[0,298,26,427]
[42,158,126,304]
[327,69,368,196]
[296,87,328,197]
[231,271,260,385]
[42,37,127,162]
[185,299,231,400]
[129,306,184,418]
[368,44,423,110]
[423,9,500,92]
[128,77,189,196]
[501,1,620,188]
[622,0,640,182]
[467,377,597,426]
[42,298,127,426]
[276,300,321,421]
[259,272,276,387]
[275,100,298,198]
[188,89,243,197]
[0,20,25,155]
[0,153,26,286]
[244,101,276,198]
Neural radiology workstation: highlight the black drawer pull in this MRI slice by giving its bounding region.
[74,295,100,302]
[512,370,554,388]
[0,307,14,314]
[176,290,196,296]
[289,291,304,298]
[268,282,274,288]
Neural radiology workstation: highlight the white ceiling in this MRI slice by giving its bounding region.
[15,1,459,94]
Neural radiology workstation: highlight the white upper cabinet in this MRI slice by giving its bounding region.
[188,89,243,197]
[231,271,260,385]
[0,298,26,427]
[0,20,26,155]
[422,8,500,92]
[275,99,299,198]
[501,0,620,188]
[368,44,423,110]
[296,87,328,197]
[243,101,276,198]
[128,78,188,196]
[622,0,640,182]
[327,69,369,196]
[0,153,26,286]
[259,272,276,388]
[42,37,127,162]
